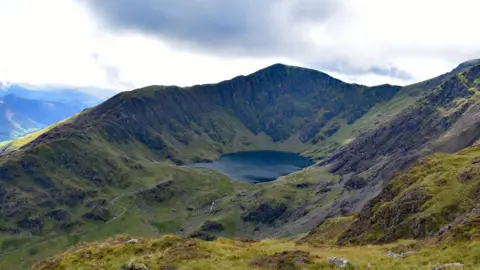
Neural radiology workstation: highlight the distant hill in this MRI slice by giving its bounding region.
[0,84,108,106]
[0,85,115,141]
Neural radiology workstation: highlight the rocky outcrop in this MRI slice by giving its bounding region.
[46,210,69,221]
[200,220,224,232]
[136,180,175,203]
[17,217,44,233]
[188,231,216,241]
[249,250,313,269]
[82,207,111,222]
[242,202,287,224]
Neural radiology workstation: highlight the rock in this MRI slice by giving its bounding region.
[250,250,313,269]
[242,202,287,224]
[431,263,464,270]
[136,180,174,203]
[82,207,111,222]
[200,220,224,232]
[17,217,44,233]
[387,250,416,258]
[325,122,341,137]
[119,262,149,270]
[125,238,139,244]
[188,231,216,241]
[46,210,69,221]
[344,176,368,190]
[327,257,351,268]
[295,183,309,188]
[457,167,480,183]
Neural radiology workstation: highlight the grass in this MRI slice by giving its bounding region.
[32,234,480,269]
[340,144,480,244]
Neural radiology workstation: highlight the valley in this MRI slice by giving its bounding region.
[0,61,479,269]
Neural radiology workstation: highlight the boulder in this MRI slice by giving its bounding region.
[119,262,149,270]
[387,250,416,258]
[125,238,139,244]
[431,263,464,270]
[327,257,351,268]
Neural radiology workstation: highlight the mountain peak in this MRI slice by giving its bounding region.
[250,63,333,81]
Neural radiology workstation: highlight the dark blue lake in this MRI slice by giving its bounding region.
[189,151,313,183]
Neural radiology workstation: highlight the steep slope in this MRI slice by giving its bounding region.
[0,94,88,141]
[338,144,480,245]
[309,63,480,219]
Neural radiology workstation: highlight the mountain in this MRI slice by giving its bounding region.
[1,62,480,269]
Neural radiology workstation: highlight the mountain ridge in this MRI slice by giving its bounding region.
[1,61,480,269]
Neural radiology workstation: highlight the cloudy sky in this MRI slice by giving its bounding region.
[1,0,480,92]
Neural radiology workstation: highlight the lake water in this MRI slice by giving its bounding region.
[189,151,313,183]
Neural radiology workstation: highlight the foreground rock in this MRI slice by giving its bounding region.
[250,250,313,269]
[327,257,351,268]
[387,250,416,258]
[431,263,464,270]
[120,262,149,270]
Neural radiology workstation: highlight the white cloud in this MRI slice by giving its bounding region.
[0,0,479,92]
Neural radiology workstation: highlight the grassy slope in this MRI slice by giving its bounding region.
[0,162,250,269]
[32,235,480,270]
[339,144,480,245]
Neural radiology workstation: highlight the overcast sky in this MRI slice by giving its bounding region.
[1,0,480,92]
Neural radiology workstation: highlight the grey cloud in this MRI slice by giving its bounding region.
[368,66,413,81]
[92,53,135,90]
[81,0,413,83]
[315,62,414,81]
[80,0,340,55]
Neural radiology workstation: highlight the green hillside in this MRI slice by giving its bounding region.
[1,62,480,269]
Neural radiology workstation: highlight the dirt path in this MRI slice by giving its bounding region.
[0,184,155,258]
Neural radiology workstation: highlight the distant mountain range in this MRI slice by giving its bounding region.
[0,84,116,141]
